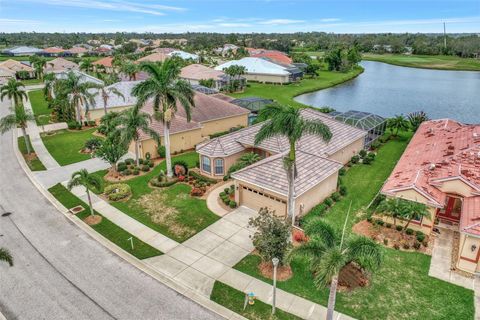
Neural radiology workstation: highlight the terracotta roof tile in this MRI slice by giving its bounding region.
[44,58,79,73]
[92,56,114,68]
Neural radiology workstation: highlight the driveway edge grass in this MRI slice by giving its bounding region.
[17,135,46,171]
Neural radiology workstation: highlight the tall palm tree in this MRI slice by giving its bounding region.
[80,58,93,73]
[254,104,332,226]
[67,169,102,217]
[0,247,13,266]
[288,218,382,320]
[0,105,35,154]
[120,61,138,81]
[99,84,124,115]
[56,71,100,124]
[43,72,56,100]
[116,105,160,166]
[34,57,47,80]
[0,78,28,108]
[132,60,195,177]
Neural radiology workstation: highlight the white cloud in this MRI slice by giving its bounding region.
[259,19,305,25]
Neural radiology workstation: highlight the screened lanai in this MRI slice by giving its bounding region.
[330,110,387,148]
[230,97,274,124]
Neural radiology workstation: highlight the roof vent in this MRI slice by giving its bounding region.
[429,163,436,170]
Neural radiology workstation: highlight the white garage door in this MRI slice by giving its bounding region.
[239,185,287,217]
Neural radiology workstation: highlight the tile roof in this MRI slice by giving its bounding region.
[0,66,16,77]
[136,52,169,64]
[42,47,65,54]
[382,119,480,206]
[215,57,291,76]
[461,197,480,236]
[180,64,226,81]
[92,56,114,67]
[251,51,292,65]
[137,113,202,140]
[3,46,42,54]
[0,59,34,72]
[67,47,88,54]
[44,58,79,73]
[89,81,141,110]
[232,150,342,198]
[196,108,366,158]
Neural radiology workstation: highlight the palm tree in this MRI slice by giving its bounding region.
[56,71,100,124]
[43,72,56,100]
[254,104,332,226]
[34,57,47,80]
[387,115,409,136]
[400,200,430,230]
[0,78,28,108]
[0,247,13,266]
[0,105,35,154]
[99,84,124,115]
[132,60,195,177]
[80,58,93,73]
[288,218,382,320]
[407,111,429,132]
[67,169,102,217]
[120,61,138,81]
[116,105,160,166]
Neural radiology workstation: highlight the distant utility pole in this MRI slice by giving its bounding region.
[443,22,447,50]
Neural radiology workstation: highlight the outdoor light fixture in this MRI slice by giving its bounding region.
[272,257,280,315]
[471,245,477,252]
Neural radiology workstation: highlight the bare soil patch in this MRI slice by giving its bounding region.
[258,261,293,281]
[84,215,102,225]
[338,262,370,292]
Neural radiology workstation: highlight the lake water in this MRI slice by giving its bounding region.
[294,61,480,123]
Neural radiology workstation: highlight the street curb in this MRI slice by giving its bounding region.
[11,130,245,320]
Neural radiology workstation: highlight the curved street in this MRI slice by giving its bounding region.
[0,97,223,320]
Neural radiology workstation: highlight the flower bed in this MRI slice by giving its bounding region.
[219,184,237,209]
[185,170,218,197]
[104,183,132,201]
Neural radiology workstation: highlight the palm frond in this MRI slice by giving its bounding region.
[0,247,13,266]
[312,247,346,289]
[346,236,383,272]
[304,218,337,248]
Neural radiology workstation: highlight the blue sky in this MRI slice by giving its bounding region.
[1,0,479,33]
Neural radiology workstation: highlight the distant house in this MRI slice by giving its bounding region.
[41,47,66,57]
[214,44,239,56]
[251,51,292,65]
[92,56,115,73]
[54,70,103,86]
[0,59,35,78]
[169,50,199,62]
[0,67,16,85]
[2,46,42,56]
[180,64,239,91]
[66,46,89,57]
[136,52,169,64]
[44,58,79,74]
[215,57,302,84]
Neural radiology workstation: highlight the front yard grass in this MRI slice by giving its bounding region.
[210,282,301,320]
[228,67,363,108]
[234,131,475,320]
[18,136,46,171]
[41,128,98,166]
[95,152,220,242]
[49,183,162,259]
[28,90,51,126]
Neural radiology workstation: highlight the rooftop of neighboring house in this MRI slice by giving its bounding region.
[214,57,292,76]
[138,92,249,140]
[170,50,199,61]
[0,66,16,77]
[136,52,169,64]
[2,46,42,54]
[0,59,34,72]
[232,150,343,198]
[42,47,65,54]
[251,51,293,65]
[67,46,89,54]
[92,56,114,68]
[196,108,366,158]
[88,80,141,110]
[381,119,480,235]
[44,57,79,73]
[180,64,226,81]
[54,70,104,86]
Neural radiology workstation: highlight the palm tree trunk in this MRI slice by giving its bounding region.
[21,127,32,154]
[404,218,413,231]
[164,123,173,178]
[287,164,295,226]
[326,275,339,320]
[76,103,82,124]
[135,139,140,166]
[103,98,108,115]
[86,188,94,216]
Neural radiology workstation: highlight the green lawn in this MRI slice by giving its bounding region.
[41,128,98,166]
[211,282,301,320]
[228,67,363,108]
[22,78,44,85]
[94,152,220,242]
[363,53,480,71]
[234,131,475,320]
[28,90,51,126]
[49,183,162,259]
[18,135,46,171]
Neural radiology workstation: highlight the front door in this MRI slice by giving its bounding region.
[437,196,462,222]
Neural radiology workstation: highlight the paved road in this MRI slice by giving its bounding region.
[0,98,223,320]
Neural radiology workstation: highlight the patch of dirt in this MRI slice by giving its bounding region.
[258,261,293,281]
[353,220,432,254]
[134,189,195,239]
[84,215,102,225]
[23,152,39,162]
[338,262,370,292]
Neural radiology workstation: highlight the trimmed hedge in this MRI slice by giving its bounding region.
[189,170,217,184]
[104,183,132,201]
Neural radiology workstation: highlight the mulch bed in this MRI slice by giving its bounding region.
[258,261,293,281]
[338,262,370,292]
[352,220,433,255]
[84,215,102,225]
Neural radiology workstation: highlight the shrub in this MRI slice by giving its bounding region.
[350,155,360,164]
[87,120,96,127]
[104,183,132,201]
[324,197,334,207]
[157,145,166,158]
[339,167,346,176]
[178,175,186,182]
[83,137,102,152]
[368,152,376,159]
[370,140,381,150]
[413,242,421,250]
[133,169,139,175]
[375,219,385,226]
[403,243,411,250]
[224,187,230,194]
[367,217,373,223]
[312,204,327,216]
[67,121,81,130]
[386,223,392,228]
[331,192,341,202]
[125,158,134,165]
[151,178,177,188]
[141,165,150,172]
[405,228,414,235]
[393,243,400,250]
[422,240,429,247]
[223,175,229,181]
[117,162,127,172]
[383,239,388,245]
[138,158,144,165]
[396,225,403,231]
[416,233,425,242]
[339,185,347,196]
[190,187,204,197]
[188,171,217,184]
[220,191,226,197]
[362,157,372,165]
[123,169,131,176]
[229,201,237,208]
[148,161,154,168]
[359,149,367,158]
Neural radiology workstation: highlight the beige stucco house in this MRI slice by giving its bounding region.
[44,57,79,74]
[381,119,480,274]
[196,108,367,217]
[0,59,35,78]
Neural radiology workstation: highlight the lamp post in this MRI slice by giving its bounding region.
[272,257,279,315]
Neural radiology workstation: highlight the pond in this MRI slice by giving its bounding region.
[294,61,480,123]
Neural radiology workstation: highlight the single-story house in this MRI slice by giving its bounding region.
[136,52,169,64]
[2,46,42,56]
[66,46,89,57]
[54,70,103,86]
[136,50,199,64]
[92,56,115,73]
[196,108,366,217]
[44,57,79,74]
[40,47,66,57]
[0,59,35,78]
[180,64,241,91]
[0,67,16,85]
[132,92,250,157]
[251,51,293,65]
[381,119,480,273]
[169,50,199,62]
[215,57,302,84]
